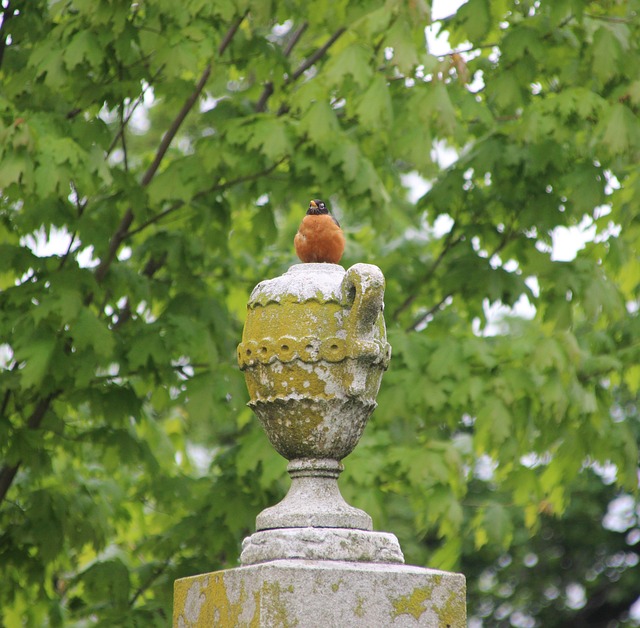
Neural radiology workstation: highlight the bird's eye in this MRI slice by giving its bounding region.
[319,202,325,209]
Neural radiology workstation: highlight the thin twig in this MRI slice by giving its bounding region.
[277,27,348,116]
[392,227,463,322]
[57,182,87,270]
[111,253,167,329]
[106,68,164,156]
[120,101,129,172]
[407,294,452,332]
[583,12,630,23]
[127,155,290,238]
[405,224,518,332]
[94,208,134,283]
[291,27,346,81]
[129,559,171,608]
[255,22,309,113]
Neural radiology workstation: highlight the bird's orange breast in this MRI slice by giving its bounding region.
[294,214,345,264]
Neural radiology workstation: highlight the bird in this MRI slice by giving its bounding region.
[294,199,346,264]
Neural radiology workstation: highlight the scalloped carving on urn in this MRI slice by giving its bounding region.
[238,336,391,368]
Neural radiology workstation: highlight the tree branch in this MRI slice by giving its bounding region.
[406,294,452,332]
[127,154,291,238]
[404,224,519,332]
[255,22,308,113]
[107,68,163,157]
[140,11,246,187]
[276,27,348,116]
[392,226,463,322]
[291,27,346,81]
[129,558,171,608]
[284,23,308,56]
[139,65,211,187]
[583,12,633,23]
[0,15,249,507]
[0,393,57,504]
[94,13,247,284]
[434,42,498,59]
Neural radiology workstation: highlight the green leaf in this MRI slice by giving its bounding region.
[356,76,393,130]
[246,118,291,160]
[34,160,62,197]
[454,0,491,43]
[0,155,29,188]
[483,502,513,547]
[73,309,115,358]
[299,101,341,145]
[325,44,373,88]
[64,30,104,69]
[387,19,420,72]
[599,103,640,155]
[423,82,458,135]
[476,397,512,451]
[18,338,56,389]
[592,26,623,85]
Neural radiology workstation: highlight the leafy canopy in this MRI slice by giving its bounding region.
[1,0,639,625]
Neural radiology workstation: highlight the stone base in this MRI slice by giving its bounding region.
[255,459,374,531]
[173,559,466,627]
[240,527,405,565]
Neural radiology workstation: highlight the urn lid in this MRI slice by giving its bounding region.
[248,263,346,308]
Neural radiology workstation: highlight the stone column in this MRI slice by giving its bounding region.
[173,263,466,627]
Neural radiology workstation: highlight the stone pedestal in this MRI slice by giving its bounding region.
[173,559,466,627]
[172,262,467,626]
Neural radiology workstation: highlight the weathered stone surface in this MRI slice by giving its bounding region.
[173,559,466,627]
[237,263,390,462]
[237,263,392,537]
[255,458,372,531]
[240,527,404,565]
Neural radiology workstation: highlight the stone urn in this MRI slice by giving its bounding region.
[237,263,403,565]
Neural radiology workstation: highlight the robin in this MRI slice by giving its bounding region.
[294,199,345,264]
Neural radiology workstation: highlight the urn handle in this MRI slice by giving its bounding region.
[342,263,385,337]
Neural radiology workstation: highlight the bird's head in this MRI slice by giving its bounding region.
[307,199,328,215]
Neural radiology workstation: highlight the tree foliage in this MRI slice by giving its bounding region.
[1,0,639,624]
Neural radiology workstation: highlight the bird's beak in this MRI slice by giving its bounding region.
[309,200,318,209]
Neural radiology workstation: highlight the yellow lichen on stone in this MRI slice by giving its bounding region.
[174,572,259,628]
[354,594,366,617]
[439,586,467,628]
[391,585,434,621]
[238,263,389,480]
[245,300,343,345]
[259,580,298,628]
